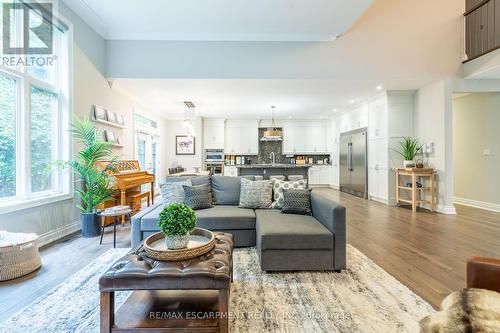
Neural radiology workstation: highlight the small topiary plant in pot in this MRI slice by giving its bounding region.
[158,203,197,249]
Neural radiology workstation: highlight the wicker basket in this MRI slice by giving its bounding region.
[0,231,41,281]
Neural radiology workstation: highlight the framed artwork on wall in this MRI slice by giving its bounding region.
[176,135,195,155]
[105,130,116,143]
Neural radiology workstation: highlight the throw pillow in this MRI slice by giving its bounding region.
[271,179,307,208]
[239,178,273,209]
[159,179,192,205]
[183,183,213,210]
[281,189,312,215]
[211,176,241,206]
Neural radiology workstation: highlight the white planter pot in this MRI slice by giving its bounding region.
[403,160,415,168]
[165,234,190,249]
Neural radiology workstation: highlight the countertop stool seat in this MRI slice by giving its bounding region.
[99,232,234,333]
[287,175,304,181]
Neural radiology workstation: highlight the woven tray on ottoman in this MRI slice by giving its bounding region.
[0,231,41,281]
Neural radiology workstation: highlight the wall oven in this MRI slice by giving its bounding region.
[205,149,224,162]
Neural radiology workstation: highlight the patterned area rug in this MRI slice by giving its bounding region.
[0,245,434,333]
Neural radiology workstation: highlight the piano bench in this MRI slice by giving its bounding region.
[131,192,151,213]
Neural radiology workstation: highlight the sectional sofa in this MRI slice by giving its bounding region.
[131,175,346,272]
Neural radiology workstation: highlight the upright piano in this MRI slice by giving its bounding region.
[96,160,155,213]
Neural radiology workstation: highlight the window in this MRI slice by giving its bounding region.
[0,74,17,198]
[0,2,71,210]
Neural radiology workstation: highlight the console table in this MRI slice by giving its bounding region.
[394,168,436,212]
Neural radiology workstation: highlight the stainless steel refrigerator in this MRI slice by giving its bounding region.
[339,128,368,199]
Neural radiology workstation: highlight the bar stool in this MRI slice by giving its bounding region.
[288,175,304,181]
[269,175,285,181]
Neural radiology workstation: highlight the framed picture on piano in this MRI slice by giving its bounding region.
[176,135,195,155]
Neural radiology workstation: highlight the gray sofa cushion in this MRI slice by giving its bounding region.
[195,206,256,230]
[211,176,241,205]
[239,179,273,209]
[256,209,333,250]
[140,204,164,231]
[281,189,312,215]
[183,184,213,210]
[192,175,211,186]
[139,204,255,232]
[159,179,191,205]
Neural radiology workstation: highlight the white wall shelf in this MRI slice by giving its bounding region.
[92,118,126,129]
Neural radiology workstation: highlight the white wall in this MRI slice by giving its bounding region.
[414,80,454,213]
[453,93,500,210]
[164,118,204,171]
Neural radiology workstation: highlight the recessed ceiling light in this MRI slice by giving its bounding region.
[350,99,355,103]
[376,85,383,91]
[288,115,292,119]
[332,109,337,112]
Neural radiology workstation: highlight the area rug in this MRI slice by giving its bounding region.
[0,245,434,333]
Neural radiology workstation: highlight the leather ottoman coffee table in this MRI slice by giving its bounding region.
[99,232,233,333]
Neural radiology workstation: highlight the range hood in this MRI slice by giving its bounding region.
[260,106,283,141]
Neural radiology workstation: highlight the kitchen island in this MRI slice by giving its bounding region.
[236,164,312,179]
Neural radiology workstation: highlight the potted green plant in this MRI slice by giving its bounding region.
[56,117,115,237]
[158,203,196,249]
[394,137,423,168]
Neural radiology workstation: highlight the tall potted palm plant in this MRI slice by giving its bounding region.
[57,117,115,237]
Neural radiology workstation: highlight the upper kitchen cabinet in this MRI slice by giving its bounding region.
[203,118,225,149]
[283,121,328,154]
[465,0,498,61]
[224,120,259,155]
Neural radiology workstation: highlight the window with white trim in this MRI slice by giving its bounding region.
[0,2,70,208]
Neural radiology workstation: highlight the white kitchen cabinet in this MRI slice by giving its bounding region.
[223,166,238,177]
[365,91,413,205]
[368,138,388,203]
[203,119,225,149]
[283,121,328,154]
[224,120,258,155]
[308,165,332,185]
[308,166,321,185]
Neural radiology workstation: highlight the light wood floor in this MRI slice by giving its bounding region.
[315,188,500,308]
[1,189,499,323]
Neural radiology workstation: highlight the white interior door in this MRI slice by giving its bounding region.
[136,132,161,186]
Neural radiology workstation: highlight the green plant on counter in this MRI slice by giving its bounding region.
[393,137,423,161]
[158,203,197,237]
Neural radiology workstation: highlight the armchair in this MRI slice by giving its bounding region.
[467,256,500,293]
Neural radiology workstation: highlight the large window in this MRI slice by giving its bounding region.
[0,2,70,210]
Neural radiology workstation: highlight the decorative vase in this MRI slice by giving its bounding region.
[165,234,190,249]
[403,160,415,168]
[81,212,101,238]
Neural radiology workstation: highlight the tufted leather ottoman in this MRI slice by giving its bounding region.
[99,232,233,333]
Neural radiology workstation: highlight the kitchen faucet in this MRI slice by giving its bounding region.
[270,152,275,165]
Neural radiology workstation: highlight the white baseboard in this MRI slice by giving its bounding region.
[369,196,388,205]
[38,220,80,247]
[436,204,457,215]
[454,197,500,213]
[329,184,340,190]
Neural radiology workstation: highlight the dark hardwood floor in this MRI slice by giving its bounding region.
[1,188,499,323]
